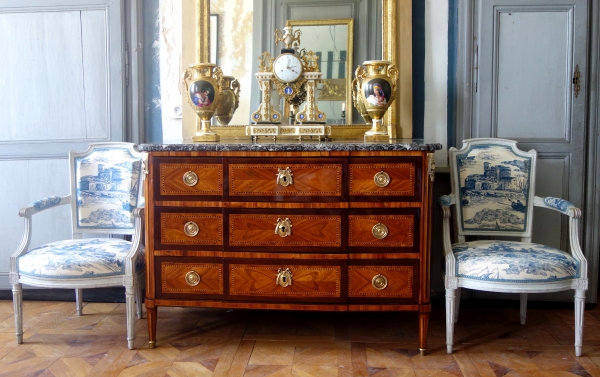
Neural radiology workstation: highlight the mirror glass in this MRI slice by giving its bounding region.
[288,20,353,124]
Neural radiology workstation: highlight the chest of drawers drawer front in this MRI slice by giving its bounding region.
[156,257,223,299]
[348,262,418,301]
[227,159,344,200]
[155,209,223,249]
[227,210,343,250]
[227,260,344,301]
[349,158,421,201]
[348,209,420,253]
[154,157,223,200]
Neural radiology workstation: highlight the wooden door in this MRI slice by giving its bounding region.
[0,0,125,289]
[468,0,589,301]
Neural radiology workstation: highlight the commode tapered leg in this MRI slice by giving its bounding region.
[446,288,456,354]
[12,283,23,344]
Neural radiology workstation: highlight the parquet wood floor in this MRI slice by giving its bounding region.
[0,298,599,376]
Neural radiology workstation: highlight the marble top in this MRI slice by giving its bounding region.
[138,139,443,152]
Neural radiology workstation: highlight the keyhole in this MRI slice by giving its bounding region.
[283,176,287,182]
[281,226,286,232]
[282,276,287,283]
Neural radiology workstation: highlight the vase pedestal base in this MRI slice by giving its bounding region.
[364,133,390,142]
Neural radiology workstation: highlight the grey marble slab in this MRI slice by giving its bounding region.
[138,138,443,152]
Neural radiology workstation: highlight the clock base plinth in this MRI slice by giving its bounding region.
[192,132,220,142]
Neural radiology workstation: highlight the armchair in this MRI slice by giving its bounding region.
[440,138,588,356]
[10,143,146,349]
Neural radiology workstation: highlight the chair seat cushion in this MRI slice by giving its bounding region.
[452,240,579,283]
[17,238,145,279]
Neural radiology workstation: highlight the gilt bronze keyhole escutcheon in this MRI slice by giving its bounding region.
[276,167,294,186]
[276,268,293,287]
[274,218,293,237]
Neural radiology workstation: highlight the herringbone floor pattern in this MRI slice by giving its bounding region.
[0,298,599,376]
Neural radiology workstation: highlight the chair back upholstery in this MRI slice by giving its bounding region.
[69,143,143,236]
[448,138,537,238]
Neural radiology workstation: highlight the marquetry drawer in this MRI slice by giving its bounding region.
[348,210,419,252]
[227,210,342,250]
[349,159,420,199]
[227,159,344,200]
[156,258,223,298]
[154,157,223,198]
[348,263,417,300]
[227,261,344,301]
[155,209,223,249]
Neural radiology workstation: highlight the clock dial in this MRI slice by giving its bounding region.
[273,54,303,83]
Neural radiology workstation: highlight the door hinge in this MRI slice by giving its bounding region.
[573,64,580,98]
[125,42,130,88]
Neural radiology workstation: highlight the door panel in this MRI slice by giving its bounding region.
[0,0,125,289]
[496,10,570,140]
[472,0,588,301]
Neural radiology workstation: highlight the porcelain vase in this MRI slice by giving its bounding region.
[182,63,223,142]
[355,60,398,140]
[214,76,240,126]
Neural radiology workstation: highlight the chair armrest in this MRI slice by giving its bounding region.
[438,194,455,219]
[20,195,71,218]
[534,196,581,218]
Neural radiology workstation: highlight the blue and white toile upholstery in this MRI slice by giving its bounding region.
[10,143,146,350]
[440,138,588,356]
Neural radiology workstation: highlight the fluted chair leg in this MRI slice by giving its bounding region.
[75,289,83,316]
[12,283,23,344]
[446,288,456,354]
[125,285,136,349]
[135,275,144,319]
[574,289,585,356]
[520,293,528,325]
[454,287,462,322]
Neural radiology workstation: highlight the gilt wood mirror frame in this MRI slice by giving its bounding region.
[182,0,412,140]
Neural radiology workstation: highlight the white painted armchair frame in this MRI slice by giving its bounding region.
[440,138,588,356]
[9,143,146,350]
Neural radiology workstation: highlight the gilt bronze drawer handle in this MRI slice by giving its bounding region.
[372,274,388,290]
[184,221,200,237]
[185,271,201,286]
[276,167,294,186]
[274,218,293,237]
[276,268,293,287]
[372,223,389,239]
[183,171,199,186]
[374,171,390,187]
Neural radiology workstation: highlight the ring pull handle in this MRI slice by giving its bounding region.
[372,223,389,239]
[276,167,294,186]
[183,171,199,187]
[276,268,293,287]
[374,171,390,187]
[185,271,201,286]
[372,274,388,290]
[184,221,200,237]
[274,218,293,237]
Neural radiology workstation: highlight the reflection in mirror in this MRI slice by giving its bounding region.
[288,19,353,124]
[183,0,412,140]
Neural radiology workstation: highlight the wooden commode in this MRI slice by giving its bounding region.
[139,139,441,354]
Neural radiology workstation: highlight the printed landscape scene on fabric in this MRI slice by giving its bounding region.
[456,144,532,233]
[452,240,579,282]
[75,148,141,230]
